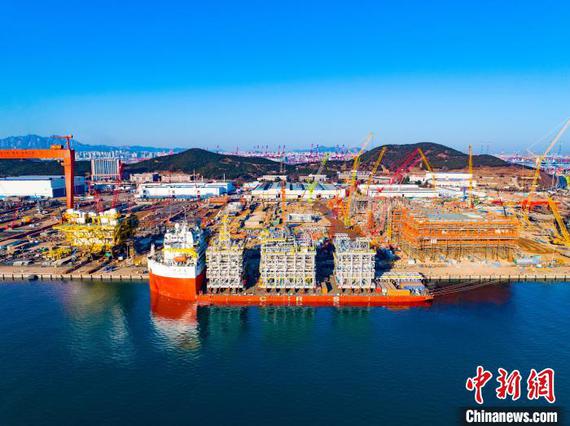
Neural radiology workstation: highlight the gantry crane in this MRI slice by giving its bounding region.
[0,135,76,209]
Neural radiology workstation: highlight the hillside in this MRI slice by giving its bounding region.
[126,148,288,179]
[359,142,507,171]
[0,160,91,177]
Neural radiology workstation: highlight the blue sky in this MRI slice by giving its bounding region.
[1,0,569,153]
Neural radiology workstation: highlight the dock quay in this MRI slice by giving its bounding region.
[1,271,569,284]
[0,272,147,281]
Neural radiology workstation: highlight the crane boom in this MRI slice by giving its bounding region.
[527,119,570,206]
[417,148,436,188]
[468,145,473,208]
[307,153,329,202]
[344,132,374,227]
[547,197,570,246]
[365,147,386,197]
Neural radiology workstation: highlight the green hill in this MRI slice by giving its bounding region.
[359,142,507,171]
[125,148,288,179]
[0,160,91,177]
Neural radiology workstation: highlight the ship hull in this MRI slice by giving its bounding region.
[196,293,432,307]
[148,259,205,301]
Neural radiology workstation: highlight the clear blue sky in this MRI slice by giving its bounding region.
[1,0,569,153]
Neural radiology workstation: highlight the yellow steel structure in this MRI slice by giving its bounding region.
[547,197,570,246]
[365,147,387,197]
[54,209,137,254]
[344,132,374,227]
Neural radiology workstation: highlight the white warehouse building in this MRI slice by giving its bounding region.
[136,181,234,199]
[0,176,86,199]
[358,184,438,198]
[252,182,345,200]
[408,172,475,189]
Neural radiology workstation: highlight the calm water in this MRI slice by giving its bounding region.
[0,280,568,425]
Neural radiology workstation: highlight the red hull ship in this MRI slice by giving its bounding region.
[148,224,433,307]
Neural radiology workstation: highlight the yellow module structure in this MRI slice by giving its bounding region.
[54,208,137,254]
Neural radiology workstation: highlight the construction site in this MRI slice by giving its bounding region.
[2,123,570,303]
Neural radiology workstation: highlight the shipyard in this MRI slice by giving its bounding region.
[1,123,570,307]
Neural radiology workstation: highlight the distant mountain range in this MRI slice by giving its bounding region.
[0,135,183,153]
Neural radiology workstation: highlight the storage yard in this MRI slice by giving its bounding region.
[2,132,570,299]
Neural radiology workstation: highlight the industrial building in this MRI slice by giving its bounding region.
[358,184,438,198]
[252,182,344,200]
[393,207,519,261]
[259,230,316,290]
[0,176,86,199]
[129,172,160,184]
[333,234,376,291]
[408,172,475,189]
[136,181,234,199]
[91,159,122,181]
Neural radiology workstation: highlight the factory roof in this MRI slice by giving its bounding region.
[0,175,80,181]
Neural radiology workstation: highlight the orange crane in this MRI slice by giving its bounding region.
[0,135,76,209]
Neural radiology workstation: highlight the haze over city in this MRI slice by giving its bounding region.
[1,0,569,153]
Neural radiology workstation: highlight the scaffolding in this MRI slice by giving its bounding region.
[394,207,519,261]
[54,208,137,254]
[259,229,316,290]
[206,216,245,290]
[333,233,376,290]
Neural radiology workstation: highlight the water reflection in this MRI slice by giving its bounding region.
[434,282,513,306]
[150,292,201,352]
[61,281,137,364]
